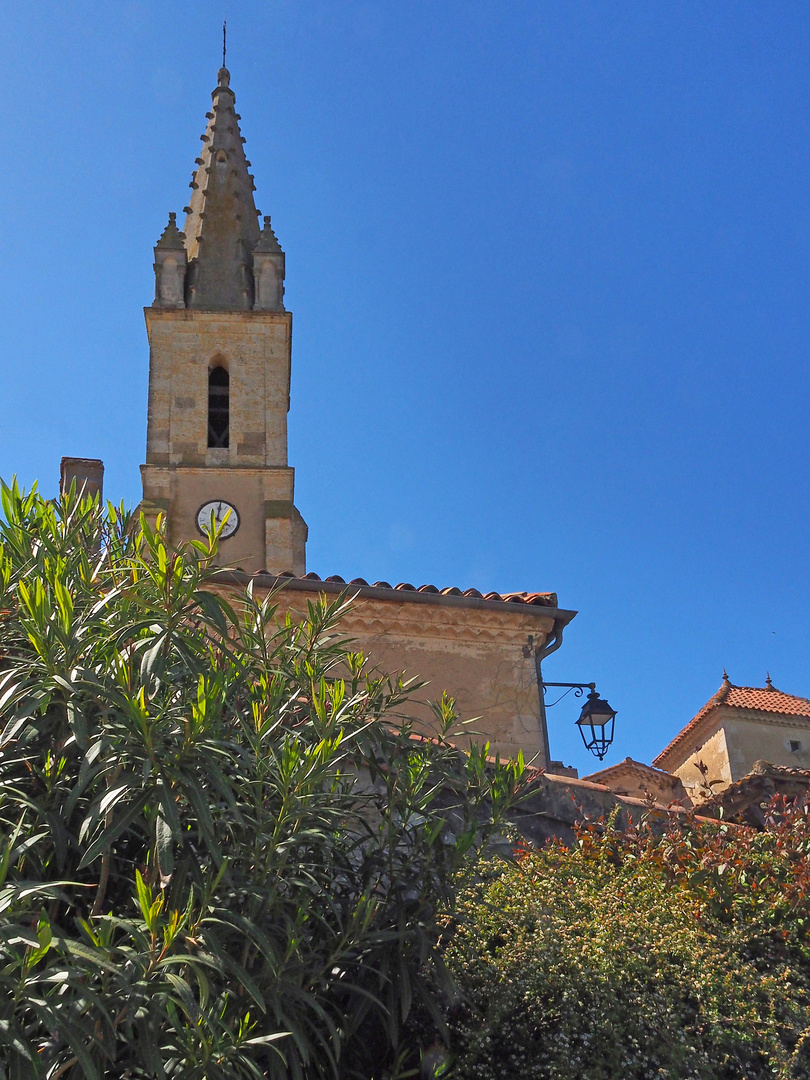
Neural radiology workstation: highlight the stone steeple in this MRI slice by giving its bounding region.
[152,66,287,312]
[180,66,264,310]
[141,63,306,577]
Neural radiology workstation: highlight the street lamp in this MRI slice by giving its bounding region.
[542,682,617,761]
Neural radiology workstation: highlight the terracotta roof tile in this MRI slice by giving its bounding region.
[246,570,560,609]
[654,677,810,768]
[720,686,810,716]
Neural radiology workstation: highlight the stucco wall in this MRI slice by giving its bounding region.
[723,714,810,780]
[670,723,731,796]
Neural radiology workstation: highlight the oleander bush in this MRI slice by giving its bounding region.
[0,481,525,1080]
[441,802,810,1080]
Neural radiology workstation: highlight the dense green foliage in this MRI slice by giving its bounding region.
[0,482,524,1080]
[443,804,810,1080]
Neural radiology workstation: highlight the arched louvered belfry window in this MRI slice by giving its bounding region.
[208,366,229,448]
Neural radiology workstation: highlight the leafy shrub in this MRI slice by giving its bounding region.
[443,803,810,1080]
[0,482,524,1080]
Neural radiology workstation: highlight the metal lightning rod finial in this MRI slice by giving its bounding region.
[222,21,227,68]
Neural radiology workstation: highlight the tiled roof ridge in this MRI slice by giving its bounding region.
[713,760,810,821]
[654,678,810,768]
[750,759,810,780]
[243,569,559,608]
[584,756,679,784]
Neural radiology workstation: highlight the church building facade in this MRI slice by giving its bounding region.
[131,65,574,766]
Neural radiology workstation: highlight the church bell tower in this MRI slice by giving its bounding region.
[140,65,307,575]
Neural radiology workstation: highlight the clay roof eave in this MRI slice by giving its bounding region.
[209,568,577,622]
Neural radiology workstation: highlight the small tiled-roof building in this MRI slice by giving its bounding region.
[653,673,810,800]
[583,757,688,805]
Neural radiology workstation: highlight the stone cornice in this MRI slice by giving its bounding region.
[145,307,291,324]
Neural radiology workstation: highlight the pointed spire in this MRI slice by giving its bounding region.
[153,212,188,307]
[155,212,186,250]
[253,215,285,311]
[254,215,283,254]
[181,67,262,310]
[766,672,774,689]
[722,668,730,685]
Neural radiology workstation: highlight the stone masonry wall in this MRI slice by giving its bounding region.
[247,581,558,765]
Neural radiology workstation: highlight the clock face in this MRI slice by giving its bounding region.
[196,499,240,539]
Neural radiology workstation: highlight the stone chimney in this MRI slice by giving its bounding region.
[60,457,104,501]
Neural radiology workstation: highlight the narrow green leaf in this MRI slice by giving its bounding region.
[135,868,152,923]
[78,789,150,869]
[245,1032,291,1046]
[155,810,174,883]
[52,936,121,975]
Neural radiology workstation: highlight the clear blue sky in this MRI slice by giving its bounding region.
[3,2,809,774]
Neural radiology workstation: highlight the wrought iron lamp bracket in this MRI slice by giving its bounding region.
[541,681,616,761]
[542,681,596,708]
